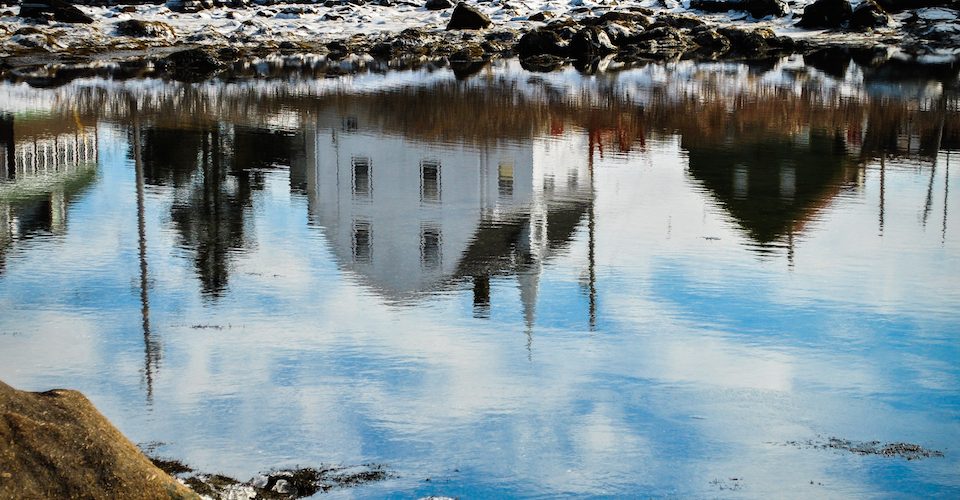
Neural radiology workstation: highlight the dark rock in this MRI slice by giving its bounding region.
[425,0,452,9]
[118,5,136,12]
[874,0,956,12]
[449,43,485,61]
[446,2,492,30]
[115,19,175,38]
[451,59,488,79]
[603,21,644,46]
[850,46,891,67]
[161,48,223,81]
[166,0,213,13]
[690,0,788,18]
[18,0,93,24]
[656,13,706,29]
[569,25,617,59]
[849,0,889,29]
[326,39,350,58]
[692,26,731,50]
[528,10,553,21]
[797,0,852,28]
[717,26,777,53]
[598,10,654,26]
[516,27,568,58]
[632,25,686,45]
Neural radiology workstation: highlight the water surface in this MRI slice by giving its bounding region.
[0,58,958,498]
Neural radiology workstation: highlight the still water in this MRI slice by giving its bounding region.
[0,57,958,497]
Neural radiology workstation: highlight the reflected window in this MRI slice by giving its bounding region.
[733,165,749,200]
[421,226,441,269]
[352,156,371,199]
[421,160,441,203]
[343,116,358,132]
[498,163,513,198]
[543,175,555,194]
[353,220,371,263]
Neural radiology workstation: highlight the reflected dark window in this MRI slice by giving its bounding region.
[498,163,513,198]
[353,220,372,263]
[352,156,371,199]
[421,226,441,269]
[421,160,441,203]
[343,116,358,132]
[733,165,749,200]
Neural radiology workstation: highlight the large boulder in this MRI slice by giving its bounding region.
[797,0,853,28]
[424,0,451,10]
[445,2,491,30]
[115,19,176,39]
[849,0,890,29]
[691,0,789,18]
[18,0,93,23]
[0,380,197,499]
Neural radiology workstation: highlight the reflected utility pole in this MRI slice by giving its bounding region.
[587,128,598,332]
[923,97,946,227]
[944,153,950,245]
[879,154,885,237]
[130,97,158,403]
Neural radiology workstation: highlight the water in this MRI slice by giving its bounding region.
[1,57,959,498]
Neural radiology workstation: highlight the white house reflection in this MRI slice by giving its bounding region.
[304,108,595,326]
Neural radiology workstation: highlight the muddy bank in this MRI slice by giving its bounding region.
[0,0,958,78]
[0,380,197,499]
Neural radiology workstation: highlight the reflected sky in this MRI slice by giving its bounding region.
[0,58,958,498]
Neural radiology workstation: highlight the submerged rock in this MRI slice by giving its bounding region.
[797,0,853,28]
[446,2,492,30]
[0,380,196,499]
[18,0,94,23]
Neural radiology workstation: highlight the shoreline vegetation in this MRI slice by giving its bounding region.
[0,0,958,82]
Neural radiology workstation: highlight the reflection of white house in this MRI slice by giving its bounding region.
[304,108,593,315]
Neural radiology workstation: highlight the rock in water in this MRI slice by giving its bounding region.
[0,380,197,499]
[516,28,568,58]
[849,0,890,29]
[569,26,617,59]
[797,0,853,28]
[166,0,212,13]
[161,48,223,81]
[690,0,789,18]
[18,0,93,23]
[425,0,452,10]
[446,2,491,30]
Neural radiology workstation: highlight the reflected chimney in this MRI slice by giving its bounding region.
[473,274,490,319]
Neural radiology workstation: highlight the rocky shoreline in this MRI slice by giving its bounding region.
[0,0,958,81]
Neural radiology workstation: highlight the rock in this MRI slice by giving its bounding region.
[690,0,788,18]
[450,43,485,61]
[0,381,197,499]
[18,0,93,24]
[118,5,136,12]
[446,2,492,29]
[115,19,175,39]
[425,0,452,9]
[528,10,553,21]
[692,26,731,50]
[718,26,778,52]
[804,46,851,77]
[849,0,890,29]
[603,21,644,46]
[161,48,223,80]
[656,13,706,29]
[797,0,852,28]
[569,25,617,59]
[516,27,568,57]
[874,0,956,12]
[166,0,213,13]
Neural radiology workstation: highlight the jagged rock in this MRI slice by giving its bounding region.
[692,26,731,50]
[594,10,653,26]
[632,25,687,46]
[656,13,706,29]
[602,21,644,46]
[797,0,852,28]
[717,26,778,52]
[446,2,492,30]
[18,0,93,24]
[569,25,617,59]
[450,43,485,61]
[516,27,568,57]
[528,10,553,21]
[115,19,175,39]
[849,0,890,29]
[425,0,452,10]
[166,0,213,13]
[690,0,788,18]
